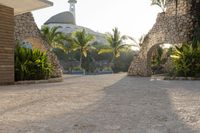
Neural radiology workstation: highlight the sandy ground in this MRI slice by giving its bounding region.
[0,73,200,133]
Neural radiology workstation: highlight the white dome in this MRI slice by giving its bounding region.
[44,11,75,25]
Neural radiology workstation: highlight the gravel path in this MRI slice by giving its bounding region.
[0,73,200,133]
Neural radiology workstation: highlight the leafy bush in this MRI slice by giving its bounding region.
[15,45,53,81]
[171,43,200,77]
[72,66,83,71]
[111,49,135,73]
[151,46,168,74]
[82,56,96,73]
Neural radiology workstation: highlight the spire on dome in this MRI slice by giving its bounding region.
[68,0,77,22]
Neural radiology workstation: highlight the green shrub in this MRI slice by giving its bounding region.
[72,66,83,71]
[111,49,135,73]
[15,45,53,81]
[151,46,173,74]
[171,43,200,77]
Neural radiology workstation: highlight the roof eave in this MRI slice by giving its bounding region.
[0,0,53,16]
[15,0,53,15]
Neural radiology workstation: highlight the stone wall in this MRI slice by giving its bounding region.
[0,5,15,85]
[14,12,62,78]
[128,0,195,76]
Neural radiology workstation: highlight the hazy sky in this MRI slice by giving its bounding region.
[32,0,160,39]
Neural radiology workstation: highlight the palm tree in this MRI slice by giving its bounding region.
[98,27,132,66]
[41,26,62,50]
[151,0,168,12]
[54,33,74,54]
[127,34,147,47]
[70,29,96,70]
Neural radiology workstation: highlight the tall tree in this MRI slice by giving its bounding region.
[70,29,96,70]
[54,33,74,54]
[127,34,147,47]
[98,27,132,66]
[41,26,62,50]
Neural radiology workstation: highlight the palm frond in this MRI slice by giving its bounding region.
[151,0,167,12]
[82,50,88,57]
[98,48,113,54]
[41,26,62,48]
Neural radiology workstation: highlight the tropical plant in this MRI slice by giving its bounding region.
[151,0,168,12]
[50,33,76,55]
[129,34,147,47]
[152,46,164,66]
[41,26,63,50]
[151,46,167,74]
[98,27,132,68]
[111,48,135,73]
[171,43,200,77]
[68,29,96,71]
[150,0,179,16]
[81,53,96,73]
[15,44,53,81]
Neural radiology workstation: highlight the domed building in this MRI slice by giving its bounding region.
[44,11,76,25]
[44,0,107,44]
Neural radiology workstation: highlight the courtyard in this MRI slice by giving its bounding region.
[0,73,200,133]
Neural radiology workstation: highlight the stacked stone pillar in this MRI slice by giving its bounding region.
[128,0,195,76]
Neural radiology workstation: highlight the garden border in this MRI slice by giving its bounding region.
[14,77,63,85]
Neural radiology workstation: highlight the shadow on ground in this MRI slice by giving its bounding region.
[0,74,200,133]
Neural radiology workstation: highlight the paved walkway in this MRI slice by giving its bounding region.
[0,74,200,133]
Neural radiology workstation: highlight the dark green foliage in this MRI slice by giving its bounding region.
[46,27,135,74]
[167,47,173,56]
[93,44,112,62]
[53,43,134,73]
[53,48,69,61]
[171,43,200,77]
[41,26,62,49]
[53,48,82,72]
[70,29,96,70]
[111,49,135,73]
[15,45,53,81]
[98,27,134,73]
[169,1,200,77]
[151,46,164,66]
[151,46,168,74]
[82,54,96,73]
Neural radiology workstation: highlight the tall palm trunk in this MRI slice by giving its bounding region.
[79,49,83,69]
[79,48,86,75]
[111,55,115,66]
[110,53,116,73]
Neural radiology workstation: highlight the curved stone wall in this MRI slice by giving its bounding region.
[14,12,62,78]
[128,0,194,76]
